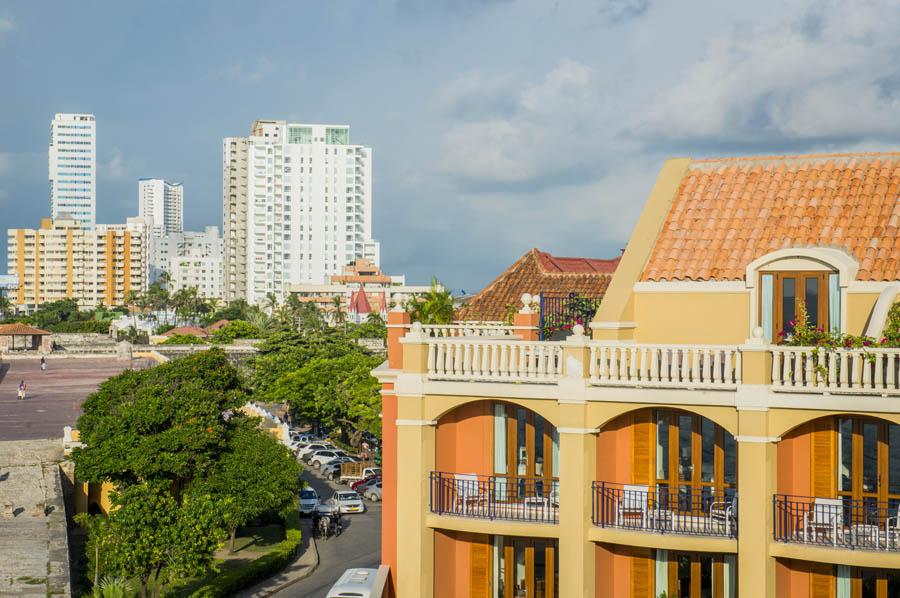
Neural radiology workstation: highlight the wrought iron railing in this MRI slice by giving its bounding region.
[592,481,737,538]
[429,472,559,523]
[774,494,900,551]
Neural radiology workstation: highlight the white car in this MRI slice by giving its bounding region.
[298,487,319,515]
[363,482,382,502]
[309,450,350,469]
[321,457,356,479]
[331,490,365,514]
[298,443,333,461]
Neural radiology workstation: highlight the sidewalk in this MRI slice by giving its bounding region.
[234,520,319,598]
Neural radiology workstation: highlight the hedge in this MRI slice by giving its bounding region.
[187,510,303,598]
[47,319,111,333]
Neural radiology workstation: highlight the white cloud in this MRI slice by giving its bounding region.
[0,152,12,174]
[0,17,13,35]
[633,0,900,147]
[101,148,128,181]
[217,56,274,83]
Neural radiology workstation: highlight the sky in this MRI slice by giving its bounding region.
[3,0,900,292]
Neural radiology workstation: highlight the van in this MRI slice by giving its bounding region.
[326,566,389,598]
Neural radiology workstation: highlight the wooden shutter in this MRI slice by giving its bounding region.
[469,534,492,598]
[630,547,654,598]
[809,562,835,598]
[632,410,653,485]
[811,418,836,497]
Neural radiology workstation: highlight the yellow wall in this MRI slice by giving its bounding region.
[846,292,879,336]
[633,292,750,344]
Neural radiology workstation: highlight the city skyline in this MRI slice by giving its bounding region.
[5,1,900,292]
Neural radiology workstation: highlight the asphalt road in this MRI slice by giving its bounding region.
[274,466,382,598]
[0,357,151,441]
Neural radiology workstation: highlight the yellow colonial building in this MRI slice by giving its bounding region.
[377,152,900,598]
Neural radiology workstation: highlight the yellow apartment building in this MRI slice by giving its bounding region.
[377,152,900,598]
[6,217,148,312]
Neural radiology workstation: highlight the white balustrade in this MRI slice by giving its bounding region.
[426,338,562,383]
[771,346,900,395]
[421,323,521,338]
[588,343,741,389]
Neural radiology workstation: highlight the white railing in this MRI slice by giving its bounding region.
[588,343,741,389]
[422,323,521,338]
[426,339,563,383]
[772,346,900,395]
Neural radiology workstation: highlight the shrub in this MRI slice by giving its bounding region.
[47,320,111,333]
[92,575,135,598]
[186,511,303,598]
[161,334,207,345]
[210,320,260,345]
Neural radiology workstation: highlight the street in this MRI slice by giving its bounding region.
[274,466,382,597]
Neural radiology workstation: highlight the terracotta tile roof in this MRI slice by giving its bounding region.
[205,319,230,331]
[642,152,900,282]
[456,248,620,321]
[0,323,51,336]
[163,326,209,338]
[350,288,373,315]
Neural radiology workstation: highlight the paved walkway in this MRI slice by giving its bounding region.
[234,520,319,598]
[0,357,150,441]
[0,439,70,597]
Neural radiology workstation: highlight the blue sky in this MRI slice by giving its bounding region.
[3,0,900,291]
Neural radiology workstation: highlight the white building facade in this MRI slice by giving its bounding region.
[223,120,380,305]
[138,178,183,237]
[149,226,224,300]
[49,113,96,229]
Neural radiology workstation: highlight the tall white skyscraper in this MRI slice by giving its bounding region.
[138,178,184,237]
[49,113,96,229]
[223,120,380,305]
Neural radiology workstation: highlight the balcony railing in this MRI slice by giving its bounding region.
[589,343,741,389]
[429,472,559,523]
[422,323,518,338]
[592,482,737,538]
[774,494,900,551]
[426,339,563,383]
[772,347,900,395]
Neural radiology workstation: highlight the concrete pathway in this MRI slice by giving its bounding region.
[233,520,319,598]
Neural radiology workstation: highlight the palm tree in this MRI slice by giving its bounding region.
[331,295,347,330]
[366,312,384,326]
[0,295,11,321]
[408,277,454,324]
[264,292,279,316]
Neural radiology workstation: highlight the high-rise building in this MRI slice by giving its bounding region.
[149,226,224,299]
[49,113,96,229]
[138,178,184,237]
[223,120,380,305]
[6,217,148,311]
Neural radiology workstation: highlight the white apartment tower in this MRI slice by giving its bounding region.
[49,113,96,229]
[223,120,380,305]
[138,178,184,237]
[149,227,224,300]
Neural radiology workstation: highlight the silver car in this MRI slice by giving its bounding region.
[298,488,319,515]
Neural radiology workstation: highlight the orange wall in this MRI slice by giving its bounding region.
[433,530,473,598]
[596,413,633,483]
[435,401,493,475]
[381,384,398,598]
[776,558,811,598]
[595,543,631,597]
[777,423,811,495]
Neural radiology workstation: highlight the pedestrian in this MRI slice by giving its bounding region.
[40,356,46,372]
[17,380,26,401]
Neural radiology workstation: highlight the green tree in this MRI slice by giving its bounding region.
[210,320,261,344]
[0,294,12,320]
[407,277,454,324]
[331,295,347,330]
[190,419,300,552]
[74,349,245,486]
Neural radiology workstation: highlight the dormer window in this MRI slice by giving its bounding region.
[759,270,839,342]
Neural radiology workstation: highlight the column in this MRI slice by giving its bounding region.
[513,293,540,340]
[557,326,595,596]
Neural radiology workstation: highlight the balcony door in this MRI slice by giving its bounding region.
[494,403,559,498]
[654,410,737,512]
[761,270,831,342]
[490,536,557,598]
[849,566,900,598]
[836,418,900,511]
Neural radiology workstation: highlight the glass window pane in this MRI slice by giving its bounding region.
[494,536,504,598]
[890,425,900,495]
[677,554,691,598]
[514,541,526,598]
[887,569,900,598]
[701,419,715,483]
[679,415,693,482]
[805,277,819,329]
[700,555,713,598]
[724,432,737,486]
[551,427,559,478]
[516,409,527,476]
[861,569,877,598]
[534,542,546,598]
[862,422,878,493]
[782,277,796,336]
[494,404,508,475]
[535,416,545,477]
[840,419,853,492]
[657,411,670,480]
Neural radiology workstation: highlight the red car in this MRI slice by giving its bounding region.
[351,475,381,492]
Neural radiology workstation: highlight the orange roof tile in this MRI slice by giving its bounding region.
[163,326,209,338]
[642,152,900,281]
[456,248,620,321]
[0,323,51,336]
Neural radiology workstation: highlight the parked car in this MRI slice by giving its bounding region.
[309,450,348,468]
[298,443,333,461]
[322,457,356,480]
[352,475,381,493]
[340,463,380,485]
[331,490,365,514]
[298,488,320,515]
[363,483,382,502]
